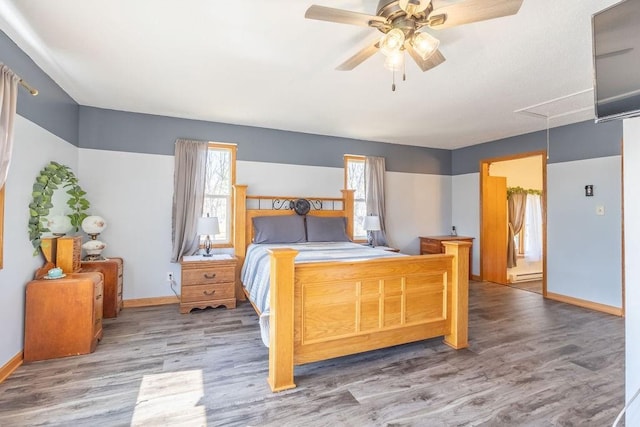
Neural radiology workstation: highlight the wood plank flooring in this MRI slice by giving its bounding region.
[0,281,624,426]
[507,279,543,295]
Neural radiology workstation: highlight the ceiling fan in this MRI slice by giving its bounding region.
[305,0,524,90]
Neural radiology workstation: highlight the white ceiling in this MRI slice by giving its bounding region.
[0,0,621,149]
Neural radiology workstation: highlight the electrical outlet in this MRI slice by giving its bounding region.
[167,272,174,281]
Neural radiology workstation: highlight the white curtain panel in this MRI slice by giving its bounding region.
[525,194,543,262]
[0,64,19,188]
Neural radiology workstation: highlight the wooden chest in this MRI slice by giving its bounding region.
[24,272,103,362]
[81,257,123,318]
[179,257,237,313]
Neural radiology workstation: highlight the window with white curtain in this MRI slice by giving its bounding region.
[344,155,366,240]
[202,142,236,245]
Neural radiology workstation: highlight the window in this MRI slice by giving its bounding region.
[344,155,366,241]
[202,143,236,246]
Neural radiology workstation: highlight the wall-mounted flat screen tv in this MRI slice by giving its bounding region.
[592,0,640,122]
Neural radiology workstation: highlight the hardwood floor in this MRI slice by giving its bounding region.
[0,281,624,426]
[508,279,543,295]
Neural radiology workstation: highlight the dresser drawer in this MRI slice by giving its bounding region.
[182,282,234,303]
[183,266,235,285]
[420,239,442,254]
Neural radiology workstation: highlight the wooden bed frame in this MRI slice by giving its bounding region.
[233,185,470,392]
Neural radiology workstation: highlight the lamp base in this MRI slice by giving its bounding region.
[202,253,213,257]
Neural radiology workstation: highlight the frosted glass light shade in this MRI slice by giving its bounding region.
[82,215,107,234]
[384,51,405,71]
[47,215,72,235]
[380,28,405,56]
[412,31,440,60]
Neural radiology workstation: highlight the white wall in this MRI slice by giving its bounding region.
[78,149,177,301]
[386,172,451,254]
[451,156,623,306]
[546,156,622,307]
[78,153,451,298]
[623,117,640,425]
[451,173,480,276]
[0,115,78,366]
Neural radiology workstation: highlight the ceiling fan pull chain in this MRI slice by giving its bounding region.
[403,56,407,81]
[392,68,396,91]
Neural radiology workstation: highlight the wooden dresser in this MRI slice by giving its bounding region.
[81,257,123,318]
[24,272,103,362]
[179,256,237,313]
[420,235,474,279]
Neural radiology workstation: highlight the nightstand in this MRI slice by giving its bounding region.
[179,256,237,313]
[24,272,103,361]
[420,236,474,279]
[81,257,123,318]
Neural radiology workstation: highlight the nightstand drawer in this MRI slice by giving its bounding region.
[181,283,234,303]
[182,266,235,285]
[420,239,441,254]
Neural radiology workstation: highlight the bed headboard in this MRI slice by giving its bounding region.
[233,185,354,263]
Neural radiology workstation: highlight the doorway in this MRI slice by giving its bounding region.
[480,151,547,295]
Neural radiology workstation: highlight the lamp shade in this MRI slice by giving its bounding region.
[47,215,73,235]
[363,215,381,231]
[81,215,107,234]
[197,216,220,236]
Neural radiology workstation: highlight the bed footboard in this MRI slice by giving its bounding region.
[267,241,470,392]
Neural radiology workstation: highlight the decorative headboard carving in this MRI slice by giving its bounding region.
[291,199,311,215]
[232,185,355,265]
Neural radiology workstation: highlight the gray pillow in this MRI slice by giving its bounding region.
[306,216,350,242]
[253,215,306,244]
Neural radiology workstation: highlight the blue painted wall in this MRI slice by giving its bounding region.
[1,30,79,145]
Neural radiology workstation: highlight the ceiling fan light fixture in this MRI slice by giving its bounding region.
[412,31,440,60]
[384,50,405,71]
[380,28,405,56]
[398,0,430,17]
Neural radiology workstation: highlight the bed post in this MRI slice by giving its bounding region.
[341,189,355,240]
[233,185,247,262]
[233,185,248,301]
[267,248,298,392]
[442,241,471,350]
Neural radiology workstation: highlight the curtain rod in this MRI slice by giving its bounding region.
[19,78,38,96]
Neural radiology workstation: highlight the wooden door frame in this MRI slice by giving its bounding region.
[479,151,547,296]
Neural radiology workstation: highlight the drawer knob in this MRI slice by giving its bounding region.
[204,273,216,279]
[203,290,216,296]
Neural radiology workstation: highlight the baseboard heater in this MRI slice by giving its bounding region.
[508,272,543,283]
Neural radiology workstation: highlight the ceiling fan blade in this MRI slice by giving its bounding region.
[336,42,380,71]
[406,45,446,72]
[429,0,523,29]
[305,5,387,27]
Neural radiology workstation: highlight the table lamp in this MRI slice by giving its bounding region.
[81,215,107,260]
[363,215,381,247]
[197,215,219,257]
